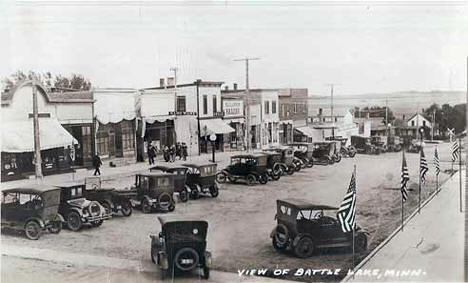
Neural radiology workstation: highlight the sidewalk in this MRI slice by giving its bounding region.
[346,170,465,282]
[0,151,243,190]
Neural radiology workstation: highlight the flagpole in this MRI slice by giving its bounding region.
[418,149,421,214]
[352,164,356,273]
[401,151,404,231]
[459,137,462,212]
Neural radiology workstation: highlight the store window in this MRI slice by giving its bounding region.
[176,96,186,112]
[264,101,270,114]
[121,120,135,150]
[272,101,277,114]
[203,95,208,115]
[213,96,217,113]
[96,124,109,156]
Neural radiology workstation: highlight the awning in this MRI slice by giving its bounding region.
[223,117,245,124]
[144,115,175,124]
[200,119,235,136]
[95,92,136,124]
[295,126,320,138]
[1,119,78,153]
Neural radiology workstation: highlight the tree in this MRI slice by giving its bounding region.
[2,70,92,93]
[424,103,466,137]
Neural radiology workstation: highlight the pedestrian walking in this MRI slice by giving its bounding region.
[182,142,188,161]
[92,154,102,176]
[170,145,176,162]
[147,143,155,165]
[176,142,182,160]
[163,145,170,162]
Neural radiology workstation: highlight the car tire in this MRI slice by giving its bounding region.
[334,155,342,163]
[215,172,227,184]
[67,211,82,231]
[202,266,210,280]
[306,159,314,168]
[92,220,103,227]
[272,224,289,250]
[328,157,335,165]
[121,201,133,217]
[141,199,152,214]
[355,232,367,252]
[271,171,281,181]
[48,221,62,234]
[286,166,295,175]
[101,201,112,215]
[294,236,315,258]
[272,163,282,176]
[246,174,256,186]
[167,202,175,212]
[210,184,219,198]
[179,187,189,203]
[174,247,199,271]
[25,221,41,240]
[190,185,200,199]
[259,173,268,184]
[349,151,356,158]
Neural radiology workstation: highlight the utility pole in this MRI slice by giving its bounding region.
[325,83,338,138]
[234,57,260,151]
[385,98,388,136]
[432,109,435,141]
[170,67,178,144]
[32,83,43,179]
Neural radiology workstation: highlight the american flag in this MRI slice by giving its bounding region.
[401,152,409,202]
[420,148,428,183]
[452,140,460,161]
[434,146,440,176]
[338,169,357,233]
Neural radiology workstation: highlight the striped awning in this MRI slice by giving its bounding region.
[200,119,235,136]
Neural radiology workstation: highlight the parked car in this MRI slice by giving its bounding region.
[1,185,64,240]
[407,139,423,153]
[150,165,189,202]
[264,147,296,175]
[371,136,388,153]
[150,216,212,279]
[329,140,343,162]
[288,143,315,168]
[182,163,219,199]
[56,182,111,231]
[351,135,379,154]
[216,154,269,185]
[312,142,335,165]
[328,137,356,158]
[82,176,133,217]
[387,136,402,152]
[258,151,283,180]
[270,199,368,258]
[129,173,176,213]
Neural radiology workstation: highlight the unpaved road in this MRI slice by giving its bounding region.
[1,143,459,282]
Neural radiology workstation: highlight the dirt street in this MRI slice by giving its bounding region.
[1,143,458,282]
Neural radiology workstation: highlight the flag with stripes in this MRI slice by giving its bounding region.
[420,148,428,183]
[338,169,357,233]
[401,152,409,202]
[452,140,460,161]
[434,146,440,176]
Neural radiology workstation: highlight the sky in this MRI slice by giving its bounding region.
[1,1,468,96]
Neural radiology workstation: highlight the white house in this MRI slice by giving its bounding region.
[406,113,432,128]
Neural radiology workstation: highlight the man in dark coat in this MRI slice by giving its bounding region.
[92,154,102,176]
[182,142,188,161]
[147,144,155,165]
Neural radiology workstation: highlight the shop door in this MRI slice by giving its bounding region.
[115,125,123,157]
[71,126,84,166]
[109,133,116,157]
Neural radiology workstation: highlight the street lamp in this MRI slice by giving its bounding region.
[209,134,217,163]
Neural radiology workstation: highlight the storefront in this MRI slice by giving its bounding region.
[279,120,293,145]
[222,98,245,150]
[199,118,235,153]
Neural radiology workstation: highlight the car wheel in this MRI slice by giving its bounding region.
[259,173,268,184]
[190,185,200,199]
[141,199,152,214]
[92,220,103,227]
[355,232,367,252]
[293,163,301,172]
[158,192,172,210]
[25,221,41,240]
[67,211,82,231]
[202,266,210,280]
[210,184,219,197]
[174,247,199,271]
[271,171,281,181]
[272,224,289,250]
[246,174,256,186]
[328,157,335,165]
[215,172,227,183]
[167,202,175,212]
[121,201,133,217]
[48,221,62,234]
[306,159,314,168]
[286,166,295,175]
[349,151,356,158]
[273,163,282,176]
[179,187,189,202]
[294,236,315,258]
[334,154,342,163]
[101,201,112,215]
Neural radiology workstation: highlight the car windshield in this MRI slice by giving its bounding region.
[2,192,44,210]
[296,209,337,220]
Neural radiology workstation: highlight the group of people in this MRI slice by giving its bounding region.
[147,142,188,164]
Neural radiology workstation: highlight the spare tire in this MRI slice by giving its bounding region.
[89,201,102,217]
[273,224,289,250]
[158,192,172,210]
[174,247,199,271]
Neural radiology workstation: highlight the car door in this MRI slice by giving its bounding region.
[318,216,347,245]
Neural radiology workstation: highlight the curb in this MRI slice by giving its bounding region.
[341,170,460,282]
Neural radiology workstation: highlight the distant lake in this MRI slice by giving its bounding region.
[308,91,466,118]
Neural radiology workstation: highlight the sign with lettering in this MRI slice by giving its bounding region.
[223,100,244,118]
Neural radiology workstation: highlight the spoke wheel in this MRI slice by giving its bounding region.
[259,174,268,184]
[48,221,62,234]
[67,211,82,231]
[294,237,315,258]
[25,221,41,240]
[179,187,189,202]
[210,184,219,197]
[246,174,256,186]
[141,199,152,214]
[215,173,227,183]
[121,201,133,216]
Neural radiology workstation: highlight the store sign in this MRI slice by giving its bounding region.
[168,111,197,115]
[223,100,244,118]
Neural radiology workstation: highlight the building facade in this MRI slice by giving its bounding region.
[278,88,308,144]
[221,93,245,150]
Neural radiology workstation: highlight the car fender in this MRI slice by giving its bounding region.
[69,207,84,217]
[24,217,46,229]
[220,169,230,176]
[55,213,65,223]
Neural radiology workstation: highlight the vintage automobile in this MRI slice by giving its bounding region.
[312,142,336,165]
[1,186,64,240]
[150,216,211,279]
[289,143,315,168]
[387,136,403,152]
[150,165,189,202]
[407,139,424,153]
[270,199,368,258]
[328,137,357,158]
[371,136,388,153]
[129,173,176,213]
[264,147,296,175]
[182,163,219,199]
[329,140,343,162]
[56,182,111,231]
[82,177,133,217]
[350,135,379,155]
[216,154,269,185]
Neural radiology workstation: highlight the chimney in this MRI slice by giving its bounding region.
[159,78,165,88]
[233,83,238,90]
[167,77,175,87]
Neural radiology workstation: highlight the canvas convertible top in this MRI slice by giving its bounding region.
[277,198,338,210]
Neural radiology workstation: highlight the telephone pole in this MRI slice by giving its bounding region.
[385,98,388,136]
[170,66,178,144]
[32,82,43,179]
[234,57,260,151]
[325,83,339,138]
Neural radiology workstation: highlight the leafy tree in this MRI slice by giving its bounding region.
[424,103,466,137]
